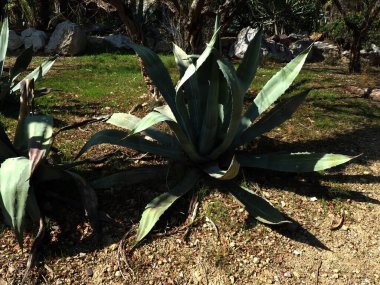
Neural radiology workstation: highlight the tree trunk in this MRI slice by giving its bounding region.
[35,0,50,29]
[349,31,362,73]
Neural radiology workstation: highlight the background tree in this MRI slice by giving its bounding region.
[331,0,380,73]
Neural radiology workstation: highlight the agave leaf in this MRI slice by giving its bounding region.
[236,152,355,172]
[155,105,204,162]
[203,156,240,180]
[176,27,220,92]
[9,47,33,82]
[107,112,176,145]
[134,167,201,245]
[173,43,193,77]
[92,167,168,189]
[11,55,58,93]
[208,56,244,160]
[130,111,171,135]
[173,44,201,136]
[236,28,263,92]
[0,16,8,75]
[240,45,312,132]
[0,157,30,246]
[229,184,289,225]
[198,52,220,155]
[127,43,177,114]
[236,90,309,146]
[14,115,54,160]
[76,129,185,161]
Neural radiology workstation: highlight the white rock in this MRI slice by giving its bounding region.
[229,26,260,59]
[45,21,87,55]
[104,34,130,49]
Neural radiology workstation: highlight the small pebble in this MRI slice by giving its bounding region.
[79,252,86,258]
[310,197,318,202]
[253,257,260,264]
[86,268,93,277]
[115,271,121,277]
[293,250,302,256]
[8,266,15,274]
[284,271,292,278]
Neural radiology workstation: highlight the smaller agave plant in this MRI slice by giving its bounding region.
[0,16,56,104]
[78,21,354,246]
[0,79,98,250]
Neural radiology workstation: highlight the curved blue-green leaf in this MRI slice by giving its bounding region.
[0,157,30,246]
[107,112,176,145]
[236,90,309,146]
[208,56,244,160]
[92,167,168,189]
[130,111,171,135]
[11,55,58,93]
[76,129,185,161]
[14,115,54,161]
[176,27,220,92]
[127,42,177,114]
[155,106,205,162]
[0,16,9,75]
[236,152,355,172]
[198,52,220,155]
[236,28,263,92]
[229,184,289,225]
[173,44,201,136]
[134,167,201,246]
[173,43,193,77]
[203,156,240,180]
[240,45,312,132]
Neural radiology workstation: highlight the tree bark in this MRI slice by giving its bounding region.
[35,0,51,29]
[332,0,380,73]
[349,31,362,73]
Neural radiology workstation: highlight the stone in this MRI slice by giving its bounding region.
[369,89,380,101]
[229,26,260,59]
[8,30,23,51]
[371,44,379,53]
[45,20,87,55]
[289,38,313,56]
[104,34,130,49]
[288,33,303,42]
[284,271,292,278]
[313,41,340,63]
[262,40,293,62]
[310,32,324,41]
[21,28,48,52]
[365,51,380,66]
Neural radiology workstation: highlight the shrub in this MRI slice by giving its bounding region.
[0,16,56,105]
[79,22,354,246]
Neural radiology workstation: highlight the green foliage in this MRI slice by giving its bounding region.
[79,22,355,246]
[321,13,380,49]
[0,16,57,104]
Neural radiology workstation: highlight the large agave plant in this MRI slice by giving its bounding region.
[78,23,354,245]
[0,16,56,104]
